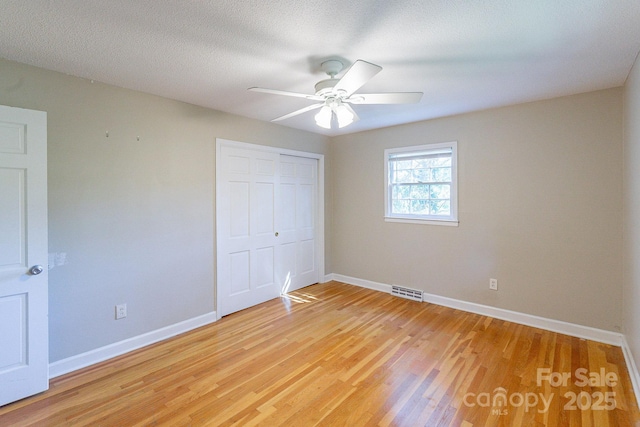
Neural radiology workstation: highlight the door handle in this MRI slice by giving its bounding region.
[29,265,44,275]
[275,232,279,237]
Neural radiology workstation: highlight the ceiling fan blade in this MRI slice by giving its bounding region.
[272,103,324,122]
[248,87,323,101]
[333,60,382,96]
[347,92,423,104]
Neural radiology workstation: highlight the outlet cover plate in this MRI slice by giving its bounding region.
[116,303,127,319]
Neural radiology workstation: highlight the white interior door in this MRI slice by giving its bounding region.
[278,155,319,293]
[217,145,280,317]
[0,105,48,406]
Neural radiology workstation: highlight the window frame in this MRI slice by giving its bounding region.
[384,141,458,226]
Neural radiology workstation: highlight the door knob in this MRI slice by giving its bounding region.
[29,265,44,275]
[275,232,279,237]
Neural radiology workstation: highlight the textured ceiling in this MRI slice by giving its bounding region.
[1,0,640,136]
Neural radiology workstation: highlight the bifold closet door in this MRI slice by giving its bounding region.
[217,145,320,317]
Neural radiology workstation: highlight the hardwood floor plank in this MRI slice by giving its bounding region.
[1,281,639,426]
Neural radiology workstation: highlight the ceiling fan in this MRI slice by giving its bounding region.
[248,59,423,129]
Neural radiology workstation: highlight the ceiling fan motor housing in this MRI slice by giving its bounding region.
[315,60,345,96]
[320,59,343,77]
[315,79,339,96]
[315,59,348,96]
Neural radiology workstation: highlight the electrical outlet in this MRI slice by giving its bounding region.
[489,278,498,291]
[115,303,127,319]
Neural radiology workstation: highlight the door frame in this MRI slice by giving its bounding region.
[215,138,325,317]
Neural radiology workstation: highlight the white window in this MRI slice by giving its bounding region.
[384,141,458,225]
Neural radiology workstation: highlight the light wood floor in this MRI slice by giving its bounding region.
[1,281,639,426]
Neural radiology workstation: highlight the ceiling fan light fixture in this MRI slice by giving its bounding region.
[314,106,332,129]
[336,105,354,128]
[249,59,422,130]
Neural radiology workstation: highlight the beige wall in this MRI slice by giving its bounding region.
[0,55,629,363]
[0,58,330,362]
[331,89,623,331]
[623,53,640,372]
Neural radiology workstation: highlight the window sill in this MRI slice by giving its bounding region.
[384,216,459,227]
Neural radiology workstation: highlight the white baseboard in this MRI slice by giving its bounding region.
[328,273,389,293]
[49,311,217,378]
[321,274,331,283]
[422,291,623,346]
[621,335,640,409]
[331,274,623,346]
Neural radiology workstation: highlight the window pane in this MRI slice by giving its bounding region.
[414,158,431,169]
[396,160,412,170]
[392,169,413,183]
[411,199,429,214]
[392,185,410,199]
[412,168,432,182]
[400,185,411,198]
[409,184,429,199]
[429,200,450,215]
[392,200,410,214]
[429,184,450,199]
[392,185,399,199]
[433,157,451,167]
[431,167,451,182]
